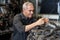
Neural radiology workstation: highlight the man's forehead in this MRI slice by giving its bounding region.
[27,5,34,9]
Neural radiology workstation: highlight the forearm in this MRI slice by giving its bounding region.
[25,18,49,32]
[25,22,37,32]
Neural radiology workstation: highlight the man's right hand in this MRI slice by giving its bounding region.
[36,18,49,26]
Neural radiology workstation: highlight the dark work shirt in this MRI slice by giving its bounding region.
[13,13,36,40]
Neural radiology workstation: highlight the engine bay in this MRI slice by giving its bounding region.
[27,21,60,40]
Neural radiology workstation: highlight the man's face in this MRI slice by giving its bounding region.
[24,5,34,18]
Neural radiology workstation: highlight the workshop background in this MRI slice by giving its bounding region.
[0,0,60,40]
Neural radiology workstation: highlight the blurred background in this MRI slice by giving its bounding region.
[0,0,60,40]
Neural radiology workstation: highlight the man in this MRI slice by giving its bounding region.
[13,2,49,40]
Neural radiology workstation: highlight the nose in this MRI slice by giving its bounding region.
[31,11,33,14]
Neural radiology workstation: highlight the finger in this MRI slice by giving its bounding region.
[44,18,49,23]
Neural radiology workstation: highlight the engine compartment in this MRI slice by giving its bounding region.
[27,22,60,40]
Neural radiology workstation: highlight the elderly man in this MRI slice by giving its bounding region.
[13,2,49,40]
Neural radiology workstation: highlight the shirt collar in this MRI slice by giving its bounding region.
[20,13,28,20]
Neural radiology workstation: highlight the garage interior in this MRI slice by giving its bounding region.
[0,0,60,40]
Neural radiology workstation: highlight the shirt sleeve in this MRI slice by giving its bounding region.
[13,15,25,33]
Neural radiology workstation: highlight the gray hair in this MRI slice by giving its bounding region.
[23,2,33,10]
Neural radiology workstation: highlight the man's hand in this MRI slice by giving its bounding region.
[44,18,49,23]
[36,18,49,26]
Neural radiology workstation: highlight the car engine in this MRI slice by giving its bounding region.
[27,22,60,40]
